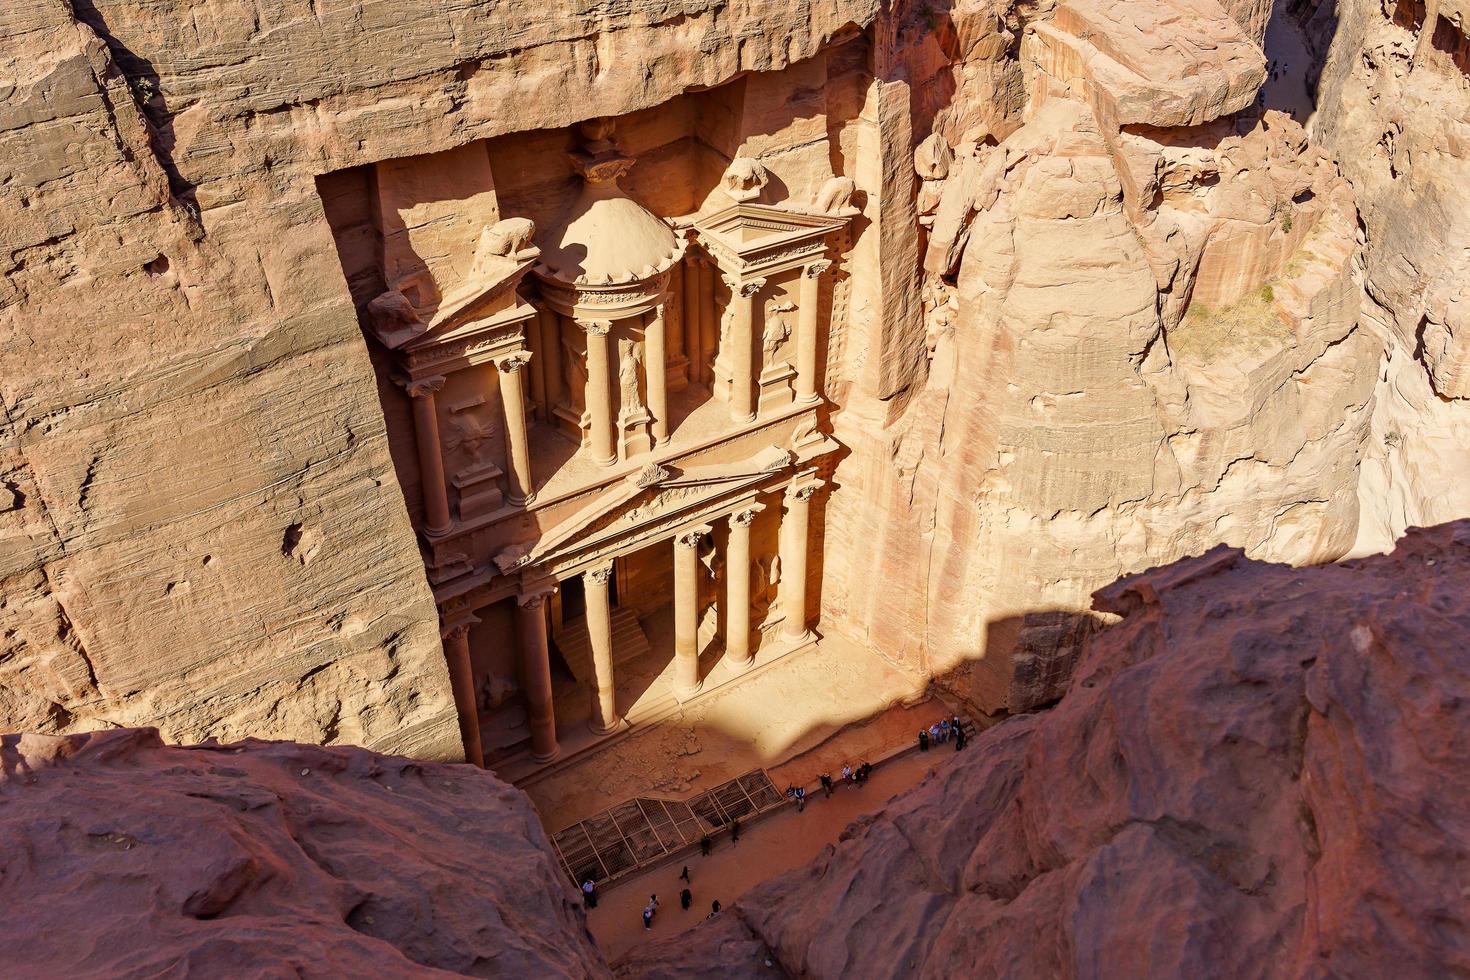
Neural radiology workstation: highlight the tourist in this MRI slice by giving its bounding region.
[819,772,834,798]
[649,893,660,911]
[643,905,654,930]
[679,865,691,883]
[939,718,952,743]
[710,899,722,917]
[700,833,711,856]
[929,722,942,746]
[858,761,871,783]
[841,764,853,786]
[681,887,693,910]
[955,724,966,752]
[795,785,807,811]
[919,728,929,752]
[582,878,597,908]
[730,818,741,844]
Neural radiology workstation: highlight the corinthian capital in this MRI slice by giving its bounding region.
[587,563,614,586]
[575,318,613,337]
[675,528,708,549]
[722,274,766,298]
[496,353,532,373]
[804,260,833,279]
[400,375,446,398]
[730,508,758,528]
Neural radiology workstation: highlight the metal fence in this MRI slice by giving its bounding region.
[551,770,787,888]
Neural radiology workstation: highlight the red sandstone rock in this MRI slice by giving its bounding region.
[617,521,1470,978]
[0,730,608,978]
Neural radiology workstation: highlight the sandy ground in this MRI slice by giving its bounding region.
[523,633,929,830]
[584,743,963,961]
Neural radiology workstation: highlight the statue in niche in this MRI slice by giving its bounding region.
[617,336,644,415]
[478,673,518,712]
[752,553,781,619]
[444,408,496,468]
[763,300,795,359]
[562,332,588,405]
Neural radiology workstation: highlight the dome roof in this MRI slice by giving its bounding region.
[536,180,681,287]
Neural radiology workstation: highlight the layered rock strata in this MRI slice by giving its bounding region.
[824,0,1373,714]
[618,520,1470,979]
[0,728,608,977]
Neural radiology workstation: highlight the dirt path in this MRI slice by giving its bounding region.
[583,742,967,962]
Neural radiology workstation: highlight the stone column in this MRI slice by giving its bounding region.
[585,563,620,735]
[517,589,560,762]
[797,260,832,404]
[699,260,718,386]
[724,508,758,671]
[780,481,821,644]
[646,303,669,445]
[526,315,548,419]
[403,376,452,536]
[540,309,564,408]
[496,353,535,505]
[442,617,485,768]
[577,318,616,465]
[723,276,766,422]
[672,527,709,699]
[685,257,704,387]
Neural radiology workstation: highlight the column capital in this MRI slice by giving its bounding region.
[675,526,710,549]
[722,274,767,298]
[787,479,823,502]
[517,584,557,609]
[730,507,759,528]
[575,318,614,337]
[440,610,481,641]
[586,563,614,585]
[495,352,533,373]
[803,259,833,279]
[400,375,446,398]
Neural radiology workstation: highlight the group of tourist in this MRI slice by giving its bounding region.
[785,760,873,812]
[628,865,723,931]
[918,715,966,752]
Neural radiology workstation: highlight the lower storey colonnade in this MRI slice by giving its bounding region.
[504,479,822,764]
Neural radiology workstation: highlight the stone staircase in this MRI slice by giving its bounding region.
[554,606,652,685]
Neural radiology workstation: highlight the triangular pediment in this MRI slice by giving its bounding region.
[694,203,847,258]
[528,447,796,569]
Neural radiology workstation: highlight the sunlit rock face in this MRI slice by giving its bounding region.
[823,0,1373,714]
[617,520,1470,979]
[1305,0,1470,552]
[0,729,608,977]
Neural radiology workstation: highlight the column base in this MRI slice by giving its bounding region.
[780,628,814,647]
[797,392,822,406]
[593,453,618,466]
[530,746,561,764]
[730,411,757,424]
[726,655,755,674]
[589,718,623,737]
[672,680,704,701]
[508,492,536,507]
[423,521,455,540]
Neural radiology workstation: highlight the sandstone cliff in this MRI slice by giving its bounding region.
[0,728,608,977]
[824,0,1374,714]
[618,519,1470,978]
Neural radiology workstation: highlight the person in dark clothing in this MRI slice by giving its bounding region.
[819,773,834,798]
[919,728,930,752]
[794,785,806,811]
[679,865,691,882]
[955,725,966,751]
[681,888,693,910]
[730,818,741,844]
[710,900,722,917]
[700,834,711,856]
[582,879,597,908]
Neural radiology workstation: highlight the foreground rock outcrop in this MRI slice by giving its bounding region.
[620,520,1470,978]
[0,730,608,977]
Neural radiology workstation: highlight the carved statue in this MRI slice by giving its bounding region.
[718,300,734,349]
[444,409,495,466]
[365,288,426,348]
[753,553,782,618]
[562,331,588,404]
[814,175,857,215]
[763,300,794,358]
[478,673,518,711]
[475,217,537,265]
[617,337,644,414]
[721,156,769,203]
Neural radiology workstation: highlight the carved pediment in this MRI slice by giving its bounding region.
[526,446,797,571]
[693,203,849,277]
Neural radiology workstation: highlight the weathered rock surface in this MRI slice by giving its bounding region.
[1304,0,1470,553]
[825,0,1372,714]
[0,728,607,977]
[618,520,1470,979]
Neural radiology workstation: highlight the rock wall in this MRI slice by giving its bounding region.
[0,0,879,751]
[822,0,1375,714]
[1304,0,1470,552]
[617,520,1470,979]
[0,728,608,976]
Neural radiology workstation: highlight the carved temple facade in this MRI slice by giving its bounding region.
[319,47,870,769]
